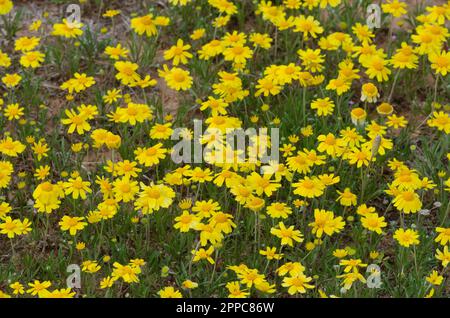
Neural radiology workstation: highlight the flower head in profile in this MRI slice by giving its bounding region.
[105,43,129,60]
[336,188,357,206]
[350,108,367,127]
[360,83,379,103]
[393,190,422,214]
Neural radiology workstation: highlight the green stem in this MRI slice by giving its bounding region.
[433,74,439,103]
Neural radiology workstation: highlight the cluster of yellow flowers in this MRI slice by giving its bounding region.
[0,0,449,298]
